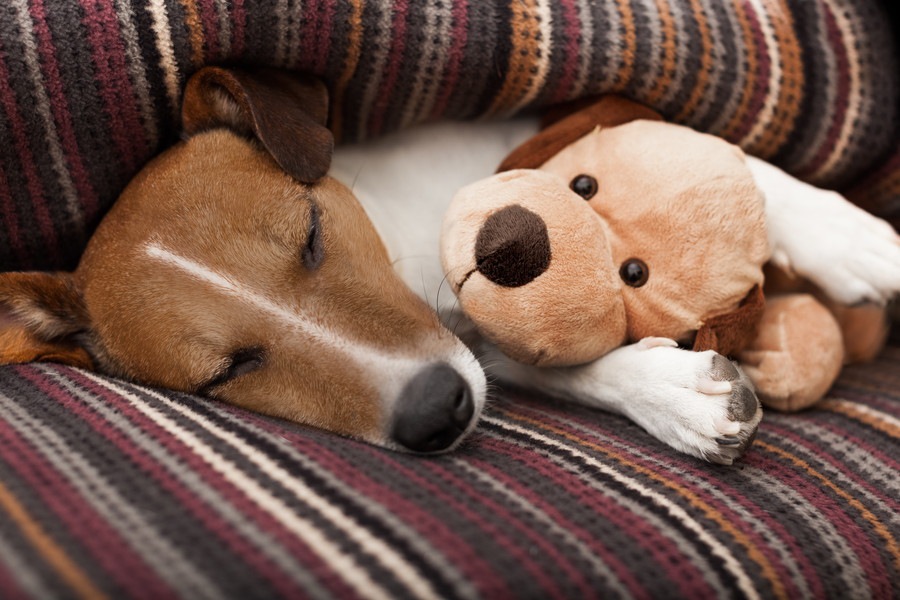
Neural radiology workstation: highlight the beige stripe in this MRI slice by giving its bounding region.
[738,0,783,157]
[329,0,364,141]
[214,0,232,57]
[399,1,453,128]
[5,376,222,599]
[482,416,762,600]
[0,480,107,600]
[113,0,161,145]
[672,0,714,122]
[81,371,438,600]
[570,0,594,100]
[286,0,306,67]
[641,0,674,104]
[452,459,631,596]
[808,0,863,182]
[147,0,182,116]
[819,399,900,437]
[178,0,205,67]
[9,0,82,225]
[488,0,553,117]
[355,0,394,138]
[757,440,900,573]
[274,0,292,66]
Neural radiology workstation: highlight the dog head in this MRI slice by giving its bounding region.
[442,96,769,367]
[0,67,486,453]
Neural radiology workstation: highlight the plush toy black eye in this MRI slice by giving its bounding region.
[619,258,649,287]
[570,175,598,200]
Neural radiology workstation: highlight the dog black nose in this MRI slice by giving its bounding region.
[392,363,475,453]
[475,204,551,287]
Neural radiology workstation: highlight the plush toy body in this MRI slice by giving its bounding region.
[441,97,891,412]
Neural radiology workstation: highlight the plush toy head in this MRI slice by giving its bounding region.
[441,97,771,367]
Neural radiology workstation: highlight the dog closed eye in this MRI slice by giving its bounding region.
[301,203,324,270]
[198,347,266,395]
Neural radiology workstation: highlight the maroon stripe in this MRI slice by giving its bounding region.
[0,390,173,596]
[731,5,771,142]
[798,2,851,178]
[763,421,900,515]
[749,443,893,596]
[29,0,100,220]
[299,0,322,70]
[0,163,26,265]
[503,402,815,597]
[356,444,520,597]
[315,0,336,73]
[549,0,580,104]
[198,0,221,59]
[0,43,60,264]
[0,555,28,599]
[788,413,900,476]
[418,457,588,598]
[37,370,335,597]
[430,0,468,118]
[369,0,410,135]
[482,431,703,598]
[231,0,246,57]
[466,452,635,594]
[80,0,148,173]
[235,410,507,592]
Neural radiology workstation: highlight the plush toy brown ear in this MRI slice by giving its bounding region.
[0,272,93,370]
[497,96,664,172]
[181,66,334,183]
[693,285,766,356]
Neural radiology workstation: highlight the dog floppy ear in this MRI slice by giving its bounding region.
[497,96,664,172]
[0,273,93,369]
[181,66,334,183]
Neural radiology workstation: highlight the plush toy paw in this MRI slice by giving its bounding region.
[751,156,900,306]
[616,341,762,465]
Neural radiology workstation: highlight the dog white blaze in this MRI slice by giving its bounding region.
[143,242,486,434]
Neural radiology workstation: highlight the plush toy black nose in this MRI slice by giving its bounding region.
[392,363,474,453]
[475,204,551,287]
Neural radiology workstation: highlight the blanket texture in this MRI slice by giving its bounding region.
[0,333,897,598]
[0,0,898,272]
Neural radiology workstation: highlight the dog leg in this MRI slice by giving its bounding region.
[747,156,900,306]
[481,337,762,465]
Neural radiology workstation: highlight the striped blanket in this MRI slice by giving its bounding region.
[1,2,899,598]
[0,333,897,598]
[0,0,898,272]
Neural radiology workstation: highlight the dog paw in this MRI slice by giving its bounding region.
[621,345,762,465]
[761,167,900,306]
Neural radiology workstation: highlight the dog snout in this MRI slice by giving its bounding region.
[475,204,551,288]
[391,363,475,453]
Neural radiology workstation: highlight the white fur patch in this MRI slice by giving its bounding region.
[143,241,486,439]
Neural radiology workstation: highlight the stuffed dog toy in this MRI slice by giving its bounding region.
[442,96,895,412]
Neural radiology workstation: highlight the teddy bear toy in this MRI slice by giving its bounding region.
[440,96,890,412]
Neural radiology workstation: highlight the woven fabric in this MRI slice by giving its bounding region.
[0,335,897,599]
[0,0,898,272]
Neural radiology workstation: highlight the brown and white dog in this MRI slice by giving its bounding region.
[1,67,898,463]
[0,68,486,454]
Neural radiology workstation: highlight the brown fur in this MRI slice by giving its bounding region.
[0,68,465,447]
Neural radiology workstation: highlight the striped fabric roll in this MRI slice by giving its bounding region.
[0,0,898,271]
[0,333,897,598]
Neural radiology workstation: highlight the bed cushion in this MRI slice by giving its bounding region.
[0,331,897,598]
[0,0,898,272]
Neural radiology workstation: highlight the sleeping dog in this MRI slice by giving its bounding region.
[1,68,897,463]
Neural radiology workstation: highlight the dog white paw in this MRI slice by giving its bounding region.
[755,158,900,306]
[617,343,762,465]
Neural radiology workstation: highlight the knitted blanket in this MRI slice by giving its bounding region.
[0,0,898,272]
[0,334,897,598]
